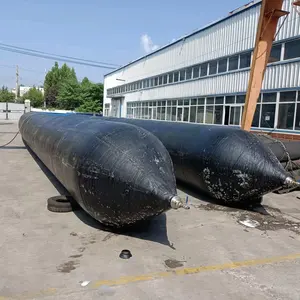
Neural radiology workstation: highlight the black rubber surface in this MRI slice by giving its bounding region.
[101,117,289,204]
[19,112,177,228]
[257,135,300,162]
[47,195,73,213]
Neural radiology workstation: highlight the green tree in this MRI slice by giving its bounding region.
[0,86,15,102]
[57,79,82,110]
[76,82,103,113]
[44,62,78,107]
[22,87,44,108]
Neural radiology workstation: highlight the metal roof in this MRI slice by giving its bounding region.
[104,0,261,78]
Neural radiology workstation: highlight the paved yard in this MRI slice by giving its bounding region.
[1,119,300,300]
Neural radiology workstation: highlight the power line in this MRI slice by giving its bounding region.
[0,45,117,70]
[0,42,120,67]
[0,63,45,74]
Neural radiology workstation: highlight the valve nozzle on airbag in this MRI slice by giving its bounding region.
[170,196,189,209]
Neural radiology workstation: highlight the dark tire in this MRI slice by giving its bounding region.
[47,195,76,213]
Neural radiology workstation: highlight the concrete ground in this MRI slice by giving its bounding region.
[1,119,300,300]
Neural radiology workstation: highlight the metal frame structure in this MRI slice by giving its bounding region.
[241,0,289,130]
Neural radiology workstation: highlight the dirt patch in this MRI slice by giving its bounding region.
[194,203,300,234]
[237,211,300,233]
[57,260,79,273]
[69,254,82,258]
[164,259,184,269]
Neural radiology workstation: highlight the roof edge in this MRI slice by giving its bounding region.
[104,0,261,78]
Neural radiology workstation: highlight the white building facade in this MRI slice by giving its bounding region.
[103,0,300,135]
[11,86,44,97]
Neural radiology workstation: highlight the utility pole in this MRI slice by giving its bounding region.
[15,65,19,102]
[44,68,47,108]
[241,0,289,131]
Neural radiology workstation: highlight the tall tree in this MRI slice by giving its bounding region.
[44,62,78,107]
[57,79,82,110]
[76,82,103,113]
[0,86,15,102]
[22,87,44,108]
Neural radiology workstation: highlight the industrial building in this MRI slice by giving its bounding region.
[103,0,300,137]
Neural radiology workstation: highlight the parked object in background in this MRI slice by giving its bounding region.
[101,117,295,205]
[257,134,300,163]
[19,112,184,228]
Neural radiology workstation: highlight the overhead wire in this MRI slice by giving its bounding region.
[0,42,120,67]
[0,45,117,70]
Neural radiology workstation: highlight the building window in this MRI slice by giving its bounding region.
[295,94,300,130]
[278,103,295,129]
[218,58,227,73]
[198,97,205,105]
[240,52,251,69]
[214,106,223,124]
[154,77,158,86]
[260,92,276,128]
[225,96,235,104]
[200,63,208,77]
[159,76,163,85]
[179,70,186,81]
[262,92,276,103]
[228,56,239,71]
[236,95,245,104]
[163,74,168,84]
[252,104,260,127]
[186,67,192,80]
[193,65,200,78]
[207,97,214,105]
[209,61,217,75]
[205,106,214,123]
[166,106,172,121]
[196,106,204,123]
[284,39,300,60]
[277,91,297,130]
[268,44,281,63]
[183,106,189,122]
[104,103,110,116]
[173,72,179,82]
[215,96,224,104]
[191,98,197,105]
[260,104,276,128]
[190,106,196,122]
[169,73,174,83]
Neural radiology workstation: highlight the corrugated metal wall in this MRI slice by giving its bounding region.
[105,4,260,86]
[117,61,300,103]
[104,0,300,105]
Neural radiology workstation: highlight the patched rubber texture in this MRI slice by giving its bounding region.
[101,117,289,204]
[19,112,176,227]
[47,195,73,213]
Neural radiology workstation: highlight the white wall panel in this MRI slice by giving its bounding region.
[116,61,300,106]
[104,0,300,110]
[104,0,300,90]
[104,4,260,87]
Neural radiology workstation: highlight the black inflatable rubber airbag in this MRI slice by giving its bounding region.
[19,112,178,227]
[101,117,289,204]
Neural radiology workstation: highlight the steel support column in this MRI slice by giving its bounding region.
[241,0,289,131]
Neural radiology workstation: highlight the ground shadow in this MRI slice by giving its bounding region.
[177,180,269,215]
[24,143,174,247]
[25,143,70,196]
[74,208,175,248]
[0,145,26,150]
